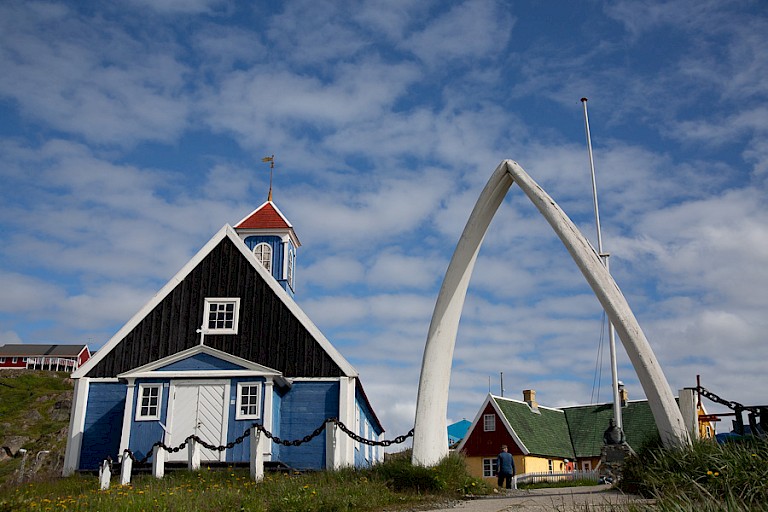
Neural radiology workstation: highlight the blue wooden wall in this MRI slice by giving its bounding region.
[127,380,169,461]
[278,381,339,470]
[158,353,244,372]
[224,377,266,463]
[79,382,126,470]
[243,235,284,280]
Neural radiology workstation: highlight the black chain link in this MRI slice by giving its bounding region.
[119,419,412,465]
[696,386,763,414]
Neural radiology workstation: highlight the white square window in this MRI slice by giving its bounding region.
[483,458,498,477]
[136,384,162,421]
[0,357,5,363]
[11,357,18,364]
[236,382,261,420]
[204,298,240,334]
[483,414,496,432]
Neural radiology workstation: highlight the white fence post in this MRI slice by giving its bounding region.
[250,428,264,482]
[188,438,200,471]
[152,445,165,479]
[119,452,132,485]
[98,460,111,490]
[325,420,338,470]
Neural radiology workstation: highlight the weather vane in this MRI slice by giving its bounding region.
[261,154,275,201]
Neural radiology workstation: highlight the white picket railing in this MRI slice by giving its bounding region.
[515,469,599,486]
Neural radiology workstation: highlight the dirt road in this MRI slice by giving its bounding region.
[427,485,654,511]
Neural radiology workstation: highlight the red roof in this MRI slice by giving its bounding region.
[235,201,291,230]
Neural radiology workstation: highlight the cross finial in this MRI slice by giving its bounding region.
[261,154,275,201]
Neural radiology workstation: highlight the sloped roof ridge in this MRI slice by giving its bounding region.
[560,398,654,409]
[491,394,566,414]
[235,200,293,229]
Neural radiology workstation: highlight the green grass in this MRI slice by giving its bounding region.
[620,437,768,511]
[0,371,74,487]
[0,452,492,512]
[0,372,73,436]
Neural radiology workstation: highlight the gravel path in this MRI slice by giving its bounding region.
[425,485,654,511]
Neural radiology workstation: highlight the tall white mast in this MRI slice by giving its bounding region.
[581,98,623,431]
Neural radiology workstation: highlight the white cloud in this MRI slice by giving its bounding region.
[403,0,514,67]
[0,2,191,145]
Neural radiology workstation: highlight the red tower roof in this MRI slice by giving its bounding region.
[235,201,291,230]
[234,201,300,246]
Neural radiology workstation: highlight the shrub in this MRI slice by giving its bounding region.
[620,437,768,510]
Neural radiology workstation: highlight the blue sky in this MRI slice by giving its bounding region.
[1,0,767,443]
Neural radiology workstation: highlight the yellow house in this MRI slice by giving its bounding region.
[458,388,710,481]
[456,391,575,482]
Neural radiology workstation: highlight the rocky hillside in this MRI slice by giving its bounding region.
[0,370,73,486]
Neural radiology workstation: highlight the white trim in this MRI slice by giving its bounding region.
[262,380,274,461]
[203,297,240,335]
[235,381,262,420]
[136,383,163,421]
[119,380,136,454]
[338,377,356,466]
[75,225,356,379]
[117,345,291,388]
[63,378,90,476]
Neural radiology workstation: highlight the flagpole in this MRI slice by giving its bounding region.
[581,98,623,432]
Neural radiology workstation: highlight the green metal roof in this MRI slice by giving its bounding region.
[493,397,575,459]
[562,400,663,457]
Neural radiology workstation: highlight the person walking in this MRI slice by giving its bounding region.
[496,444,516,490]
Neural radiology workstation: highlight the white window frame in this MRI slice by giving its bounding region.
[483,458,498,477]
[11,357,18,364]
[483,413,496,432]
[253,243,272,272]
[548,459,554,473]
[203,298,240,334]
[136,384,162,421]
[0,357,5,363]
[235,382,262,420]
[581,460,592,471]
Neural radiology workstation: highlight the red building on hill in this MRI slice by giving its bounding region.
[0,344,91,372]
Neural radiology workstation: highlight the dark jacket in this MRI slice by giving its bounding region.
[497,451,515,475]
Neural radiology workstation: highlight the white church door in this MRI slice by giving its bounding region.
[167,380,229,462]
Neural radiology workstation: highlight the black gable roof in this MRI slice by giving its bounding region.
[85,234,344,378]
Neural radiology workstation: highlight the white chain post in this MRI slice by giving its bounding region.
[152,445,165,479]
[119,452,132,485]
[188,438,201,471]
[250,428,264,482]
[98,459,111,490]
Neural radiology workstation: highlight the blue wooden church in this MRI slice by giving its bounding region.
[63,199,384,474]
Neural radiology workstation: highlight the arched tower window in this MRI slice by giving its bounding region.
[253,243,272,272]
[287,248,295,289]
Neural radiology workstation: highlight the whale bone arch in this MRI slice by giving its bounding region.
[411,160,690,467]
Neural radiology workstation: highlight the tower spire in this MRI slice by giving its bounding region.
[261,154,275,201]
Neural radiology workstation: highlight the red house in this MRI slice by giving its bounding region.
[0,344,91,372]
